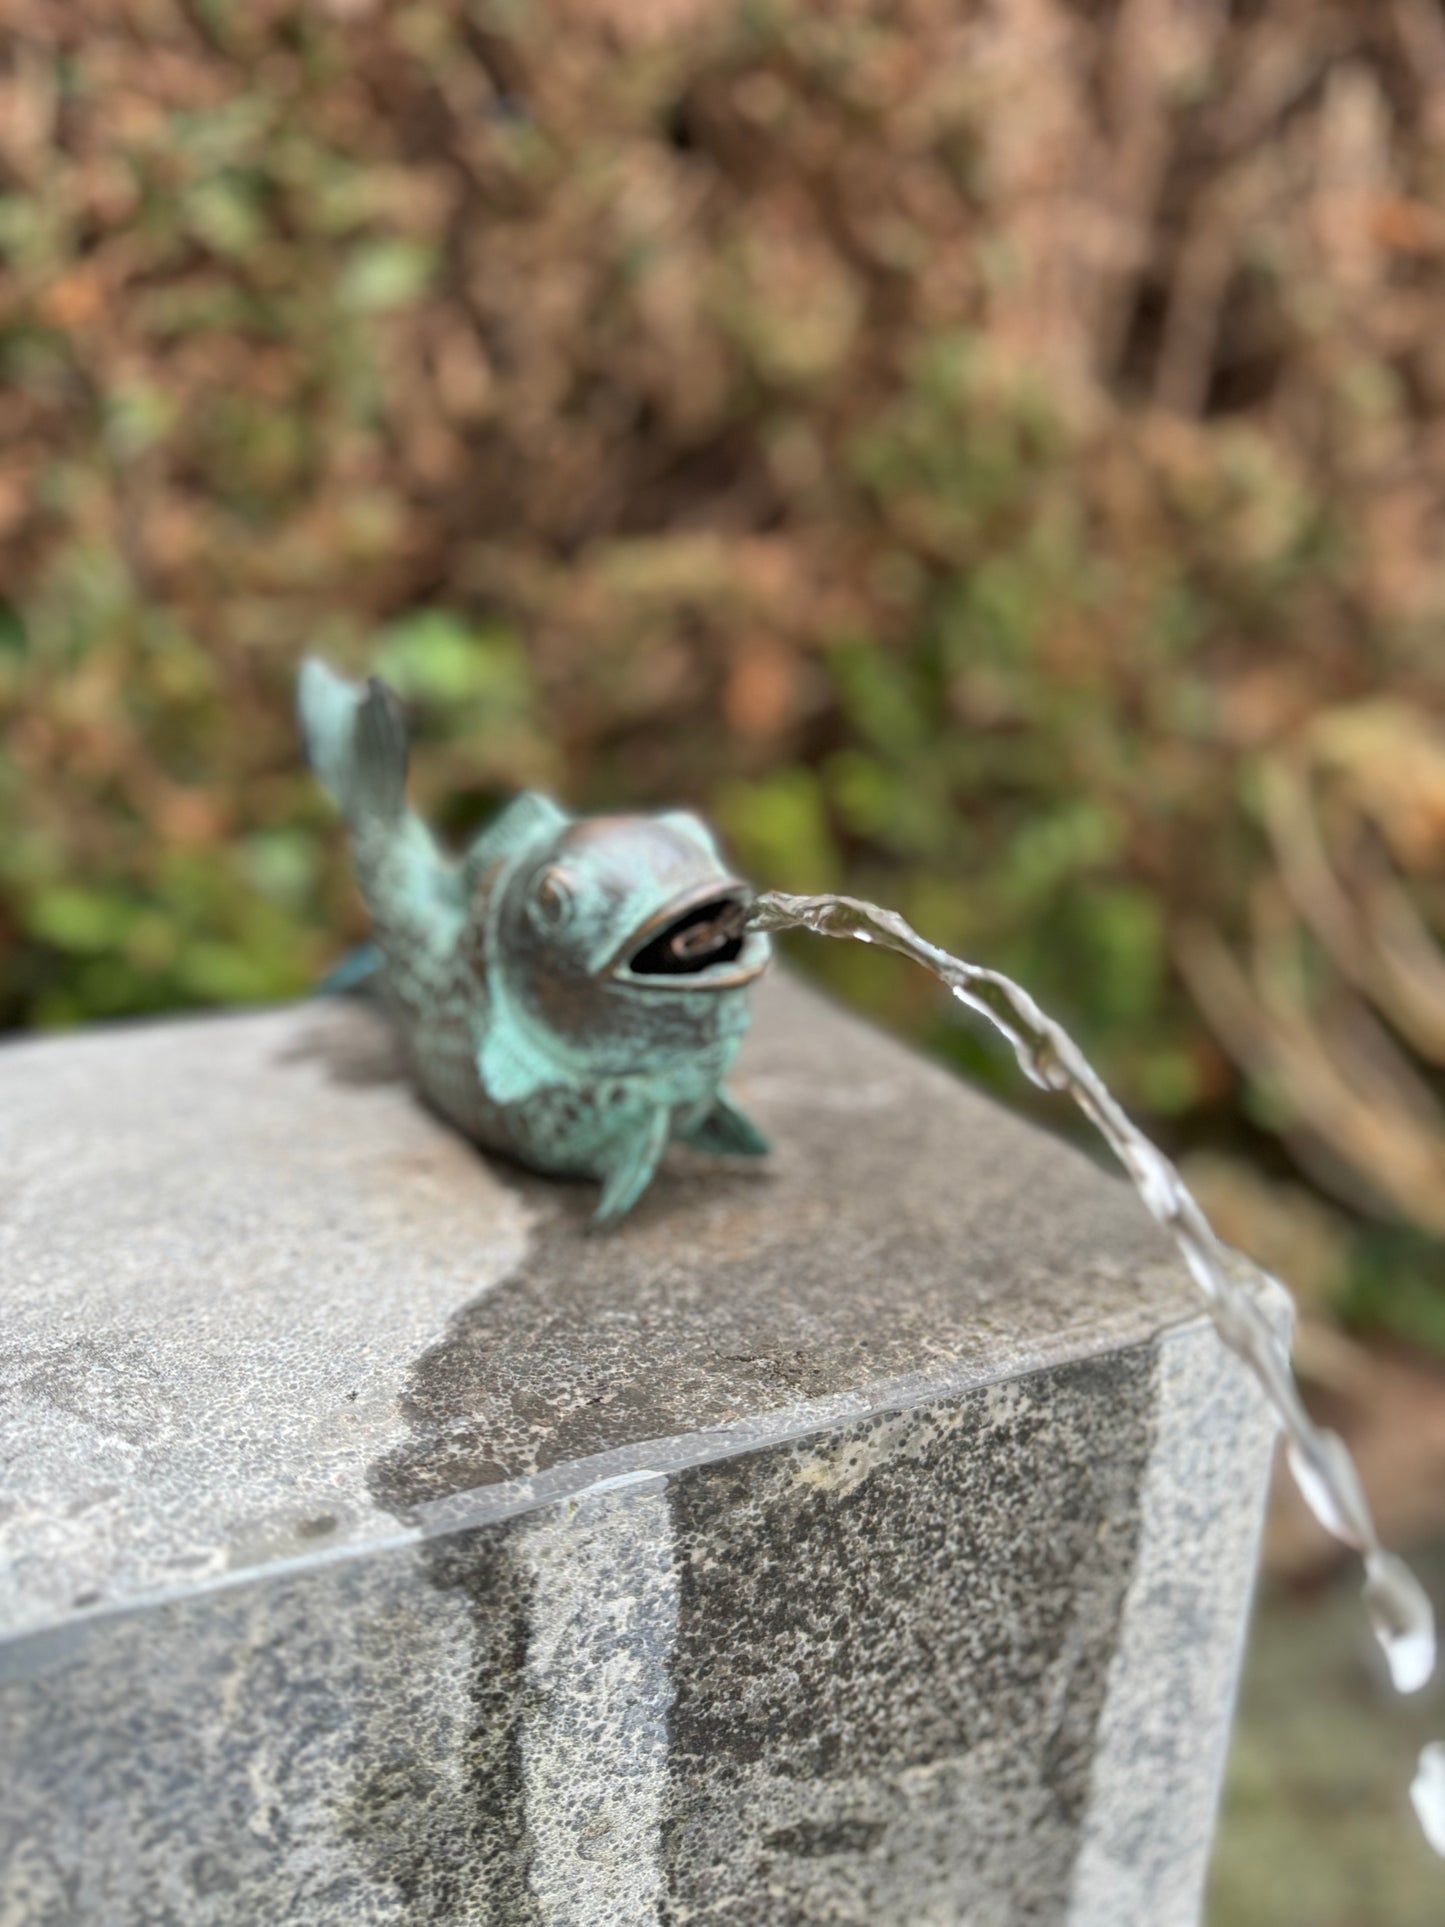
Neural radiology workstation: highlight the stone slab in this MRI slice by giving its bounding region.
[0,973,1276,1923]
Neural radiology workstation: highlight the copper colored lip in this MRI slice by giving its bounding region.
[604,880,768,990]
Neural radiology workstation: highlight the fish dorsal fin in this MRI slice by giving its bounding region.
[464,792,568,886]
[477,1008,555,1106]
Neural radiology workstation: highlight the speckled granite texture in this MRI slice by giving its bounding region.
[0,975,1278,1924]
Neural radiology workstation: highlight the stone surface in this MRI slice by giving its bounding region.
[0,973,1278,1923]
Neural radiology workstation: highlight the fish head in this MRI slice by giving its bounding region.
[494,810,771,1068]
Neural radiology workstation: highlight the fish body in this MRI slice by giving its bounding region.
[298,660,771,1220]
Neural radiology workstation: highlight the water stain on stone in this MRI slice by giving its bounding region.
[351,975,1196,1918]
[658,1348,1157,1920]
[365,1160,1154,1529]
[340,1526,542,1925]
[357,965,1187,1523]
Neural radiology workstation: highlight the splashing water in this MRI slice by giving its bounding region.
[750,890,1442,1842]
[1413,1744,1445,1857]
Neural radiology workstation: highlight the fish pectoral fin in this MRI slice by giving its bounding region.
[477,1022,551,1107]
[678,1092,771,1158]
[595,1107,670,1226]
[312,941,384,999]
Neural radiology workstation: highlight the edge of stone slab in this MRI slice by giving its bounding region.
[0,1304,1253,1684]
[2,982,1288,1664]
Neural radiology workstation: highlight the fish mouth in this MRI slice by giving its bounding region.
[609,882,768,990]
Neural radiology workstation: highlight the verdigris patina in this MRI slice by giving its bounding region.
[298,660,771,1221]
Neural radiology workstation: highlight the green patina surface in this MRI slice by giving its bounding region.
[299,660,772,1221]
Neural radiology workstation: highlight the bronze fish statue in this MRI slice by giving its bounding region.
[298,660,772,1221]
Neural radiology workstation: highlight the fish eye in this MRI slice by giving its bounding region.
[531,866,576,930]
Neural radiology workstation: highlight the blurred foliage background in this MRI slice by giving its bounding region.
[8,7,1445,1441]
[5,0,1445,1516]
[4,1,1445,1913]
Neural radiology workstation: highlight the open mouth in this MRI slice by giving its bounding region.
[630,895,748,975]
[613,888,765,987]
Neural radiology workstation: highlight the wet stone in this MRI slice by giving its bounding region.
[0,974,1277,1923]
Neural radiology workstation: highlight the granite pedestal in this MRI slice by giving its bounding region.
[0,975,1278,1924]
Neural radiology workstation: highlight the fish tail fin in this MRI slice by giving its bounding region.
[312,940,384,999]
[299,659,408,830]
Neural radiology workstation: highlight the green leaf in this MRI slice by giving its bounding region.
[715,769,840,893]
[340,240,437,313]
[26,886,136,955]
[374,614,540,758]
[0,600,27,655]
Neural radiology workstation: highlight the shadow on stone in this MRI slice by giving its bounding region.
[274,1001,408,1088]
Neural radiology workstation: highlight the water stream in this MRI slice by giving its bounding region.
[749,888,1444,1853]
